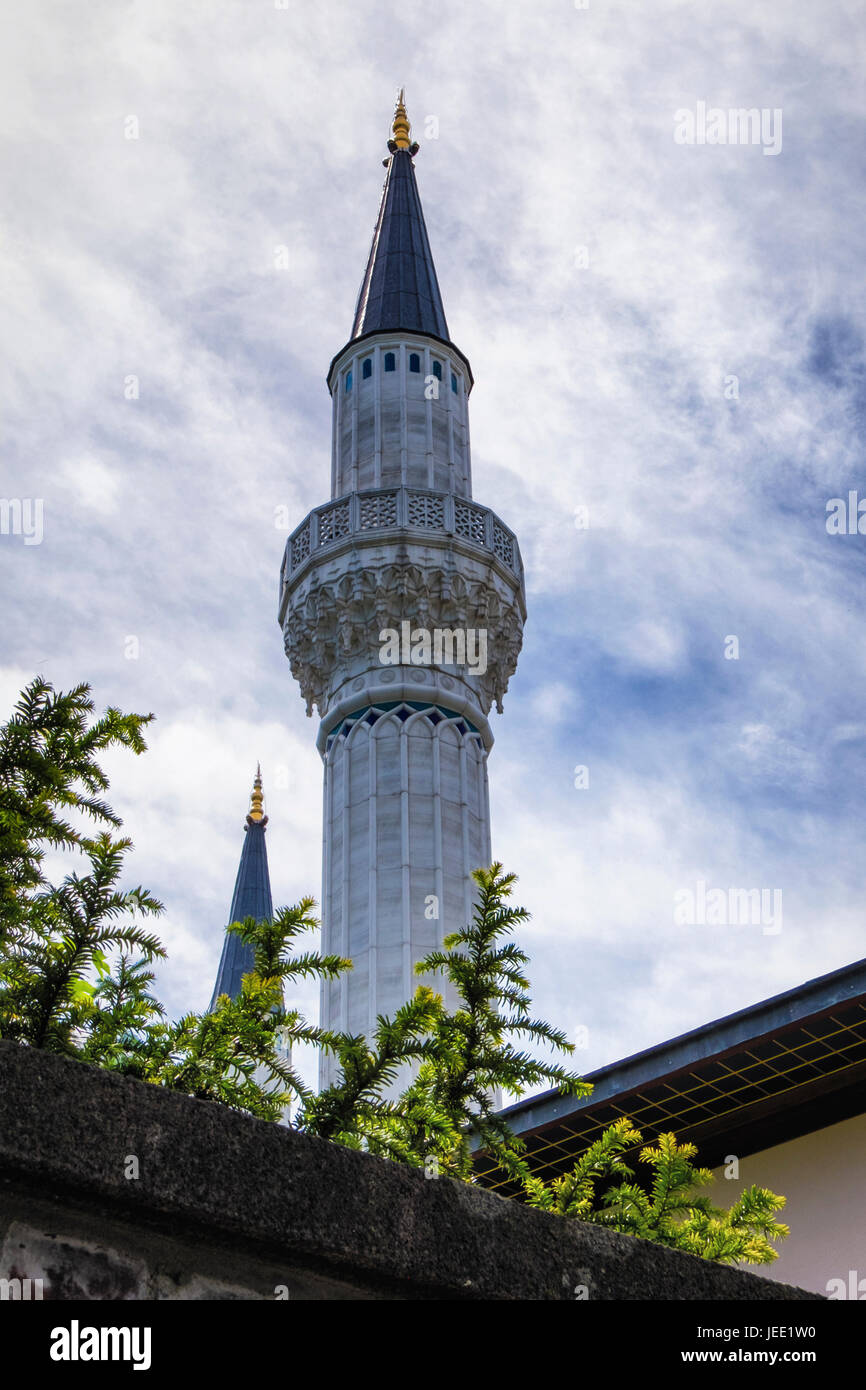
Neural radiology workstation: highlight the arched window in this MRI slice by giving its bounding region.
[409,352,421,373]
[451,372,458,394]
[384,352,396,372]
[432,360,442,380]
[362,358,372,380]
[345,370,353,392]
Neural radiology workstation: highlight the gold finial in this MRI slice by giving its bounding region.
[248,763,265,822]
[387,88,419,157]
[392,88,411,149]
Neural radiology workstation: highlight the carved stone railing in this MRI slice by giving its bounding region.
[280,487,521,585]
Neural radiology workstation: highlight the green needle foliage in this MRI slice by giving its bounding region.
[150,903,351,1120]
[298,988,445,1151]
[523,1121,788,1264]
[0,676,790,1268]
[0,832,165,1053]
[0,678,348,1121]
[522,1116,644,1218]
[404,863,591,1179]
[301,863,590,1180]
[0,676,152,945]
[0,676,163,1052]
[80,953,165,1076]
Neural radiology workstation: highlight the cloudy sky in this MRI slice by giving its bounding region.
[2,1,865,1095]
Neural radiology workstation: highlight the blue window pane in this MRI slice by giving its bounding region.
[384,352,396,372]
[451,372,458,393]
[432,361,442,380]
[345,371,353,392]
[409,352,420,373]
[362,358,372,379]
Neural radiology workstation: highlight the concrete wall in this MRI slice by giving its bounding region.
[710,1112,866,1298]
[0,1041,819,1301]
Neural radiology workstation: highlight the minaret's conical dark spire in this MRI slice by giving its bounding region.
[208,766,274,1010]
[351,91,449,342]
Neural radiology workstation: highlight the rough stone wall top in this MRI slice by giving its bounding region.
[0,1041,819,1301]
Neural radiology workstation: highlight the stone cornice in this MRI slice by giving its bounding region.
[280,540,525,721]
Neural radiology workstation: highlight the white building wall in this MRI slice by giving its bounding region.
[710,1111,866,1296]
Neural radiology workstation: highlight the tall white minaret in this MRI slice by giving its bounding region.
[279,93,526,1088]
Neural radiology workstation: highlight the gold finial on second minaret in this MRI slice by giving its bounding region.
[392,88,411,148]
[387,88,419,158]
[248,763,265,822]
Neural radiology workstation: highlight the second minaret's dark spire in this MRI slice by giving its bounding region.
[208,767,274,1010]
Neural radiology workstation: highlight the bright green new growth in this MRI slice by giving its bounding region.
[0,677,789,1267]
[522,1118,788,1265]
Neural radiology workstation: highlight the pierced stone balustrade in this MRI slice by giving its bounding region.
[280,486,522,587]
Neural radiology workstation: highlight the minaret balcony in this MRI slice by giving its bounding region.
[278,485,526,724]
[279,486,523,595]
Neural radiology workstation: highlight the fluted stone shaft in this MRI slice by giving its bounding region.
[320,708,492,1076]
